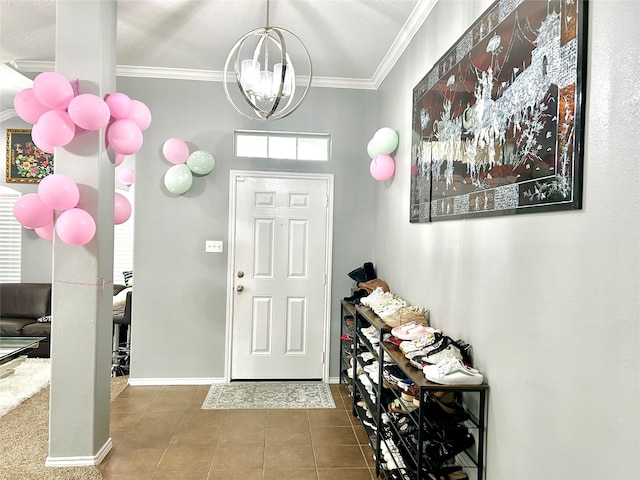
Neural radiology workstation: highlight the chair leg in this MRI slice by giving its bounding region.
[112,324,121,354]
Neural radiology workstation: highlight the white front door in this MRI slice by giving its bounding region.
[229,172,332,380]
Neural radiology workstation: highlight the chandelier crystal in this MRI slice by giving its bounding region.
[223,0,312,121]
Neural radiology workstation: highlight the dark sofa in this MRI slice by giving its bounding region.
[0,283,131,358]
[0,283,52,357]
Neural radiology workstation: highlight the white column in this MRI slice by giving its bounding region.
[47,0,117,466]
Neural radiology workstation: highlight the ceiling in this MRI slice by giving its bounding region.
[1,0,439,120]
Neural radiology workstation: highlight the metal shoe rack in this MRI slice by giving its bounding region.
[340,300,489,480]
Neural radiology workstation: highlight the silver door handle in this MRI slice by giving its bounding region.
[237,271,244,278]
[236,285,244,292]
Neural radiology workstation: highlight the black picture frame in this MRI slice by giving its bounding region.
[410,0,588,222]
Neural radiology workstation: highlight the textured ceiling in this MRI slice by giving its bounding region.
[1,0,436,87]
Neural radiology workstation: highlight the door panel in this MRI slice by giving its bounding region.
[231,175,329,380]
[251,297,272,354]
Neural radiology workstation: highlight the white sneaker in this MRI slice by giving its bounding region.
[423,358,483,385]
[423,344,463,364]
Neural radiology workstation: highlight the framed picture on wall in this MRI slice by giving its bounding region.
[410,0,588,222]
[5,128,54,184]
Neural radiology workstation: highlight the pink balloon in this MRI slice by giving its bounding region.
[370,154,396,181]
[114,193,132,225]
[55,208,96,246]
[105,93,133,119]
[107,119,143,155]
[31,124,55,154]
[35,221,54,242]
[13,193,54,229]
[14,88,50,124]
[114,153,126,167]
[38,174,80,211]
[162,138,189,164]
[36,110,76,147]
[67,94,111,130]
[128,100,152,131]
[32,72,74,110]
[117,168,136,186]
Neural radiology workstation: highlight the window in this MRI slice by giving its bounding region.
[0,186,22,282]
[235,130,331,161]
[113,188,134,286]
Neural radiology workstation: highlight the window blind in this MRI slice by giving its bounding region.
[0,186,22,282]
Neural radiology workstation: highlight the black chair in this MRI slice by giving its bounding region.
[112,289,132,377]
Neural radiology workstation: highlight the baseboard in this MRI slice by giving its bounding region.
[328,376,340,384]
[128,377,225,386]
[45,437,112,467]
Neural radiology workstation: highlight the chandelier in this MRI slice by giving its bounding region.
[223,0,312,121]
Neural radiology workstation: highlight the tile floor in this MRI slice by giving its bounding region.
[99,383,379,480]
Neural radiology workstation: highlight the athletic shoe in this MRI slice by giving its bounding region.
[391,322,433,341]
[423,358,483,385]
[423,344,463,365]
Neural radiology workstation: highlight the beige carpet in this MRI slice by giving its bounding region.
[0,375,128,480]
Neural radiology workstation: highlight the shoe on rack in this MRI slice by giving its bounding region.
[422,394,470,424]
[422,425,475,463]
[340,333,352,342]
[423,358,483,385]
[423,465,469,480]
[423,344,463,365]
[347,262,376,283]
[343,289,367,304]
[391,323,434,341]
[388,398,418,414]
[433,390,455,404]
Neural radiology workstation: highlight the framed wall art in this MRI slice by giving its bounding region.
[410,0,588,222]
[5,128,54,184]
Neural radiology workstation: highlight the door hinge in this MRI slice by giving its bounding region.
[322,351,326,364]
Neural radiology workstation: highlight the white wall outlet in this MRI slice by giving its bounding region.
[205,240,223,253]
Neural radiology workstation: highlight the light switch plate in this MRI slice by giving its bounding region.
[205,240,223,253]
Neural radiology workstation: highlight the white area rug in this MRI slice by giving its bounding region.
[201,382,336,409]
[0,358,51,417]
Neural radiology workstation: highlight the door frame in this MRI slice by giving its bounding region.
[224,170,334,382]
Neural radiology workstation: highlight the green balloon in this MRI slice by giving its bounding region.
[373,127,399,154]
[367,138,383,159]
[186,150,215,176]
[164,164,193,195]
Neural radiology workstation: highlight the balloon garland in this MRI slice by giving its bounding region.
[12,72,147,245]
[161,138,215,195]
[367,127,399,182]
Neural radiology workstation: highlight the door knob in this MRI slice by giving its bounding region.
[236,285,244,292]
[237,271,244,278]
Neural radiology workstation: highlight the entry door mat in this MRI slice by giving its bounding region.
[201,382,336,410]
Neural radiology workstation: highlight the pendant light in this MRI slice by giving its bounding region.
[223,0,312,121]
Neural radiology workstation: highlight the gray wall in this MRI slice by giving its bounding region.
[1,118,54,283]
[4,0,638,475]
[373,1,639,478]
[116,77,378,380]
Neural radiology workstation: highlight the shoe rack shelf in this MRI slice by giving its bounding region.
[340,300,489,480]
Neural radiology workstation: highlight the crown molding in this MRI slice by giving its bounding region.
[117,65,223,82]
[10,60,53,73]
[0,109,17,123]
[10,2,437,92]
[371,0,439,88]
[12,60,378,90]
